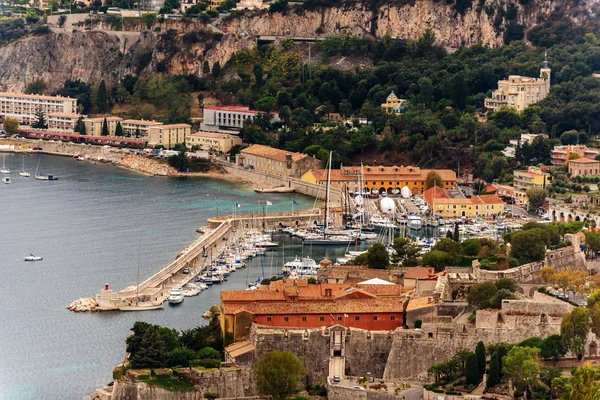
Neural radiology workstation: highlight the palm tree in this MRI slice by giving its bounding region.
[455,349,472,377]
[428,362,443,383]
[540,367,562,399]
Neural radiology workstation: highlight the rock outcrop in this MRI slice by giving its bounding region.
[0,0,596,91]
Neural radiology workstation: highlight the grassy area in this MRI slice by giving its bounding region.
[192,366,217,372]
[138,374,198,392]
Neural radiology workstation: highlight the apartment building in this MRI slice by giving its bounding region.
[568,158,600,177]
[186,131,242,153]
[424,186,505,218]
[83,116,123,137]
[0,92,78,126]
[148,124,191,148]
[551,145,600,166]
[513,166,550,191]
[236,144,321,178]
[502,133,548,158]
[484,55,551,113]
[200,106,280,135]
[121,119,163,138]
[48,112,84,132]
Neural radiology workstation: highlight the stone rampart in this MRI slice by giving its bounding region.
[327,384,367,400]
[344,329,394,378]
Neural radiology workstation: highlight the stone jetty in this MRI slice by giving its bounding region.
[67,297,98,312]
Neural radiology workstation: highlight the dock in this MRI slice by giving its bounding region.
[69,209,324,312]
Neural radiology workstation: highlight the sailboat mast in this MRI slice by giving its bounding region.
[324,151,332,233]
[136,242,141,305]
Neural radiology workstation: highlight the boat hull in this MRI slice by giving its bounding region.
[119,303,164,311]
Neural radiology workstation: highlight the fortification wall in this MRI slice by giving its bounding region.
[344,330,393,379]
[327,384,367,400]
[110,381,202,400]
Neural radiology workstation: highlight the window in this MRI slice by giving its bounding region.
[267,317,272,322]
[338,316,342,321]
[284,317,289,322]
[355,316,360,321]
[302,317,307,322]
[373,316,378,321]
[391,316,395,321]
[320,317,324,322]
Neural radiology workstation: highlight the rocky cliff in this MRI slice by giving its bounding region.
[0,0,596,91]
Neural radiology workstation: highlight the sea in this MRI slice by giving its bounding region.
[0,153,367,400]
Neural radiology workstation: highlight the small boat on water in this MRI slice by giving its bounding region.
[24,254,42,261]
[19,155,30,177]
[34,159,57,181]
[2,177,11,184]
[408,215,423,230]
[167,288,184,304]
[119,302,163,311]
[1,154,10,174]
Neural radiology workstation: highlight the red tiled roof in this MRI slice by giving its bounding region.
[222,297,405,315]
[404,267,435,280]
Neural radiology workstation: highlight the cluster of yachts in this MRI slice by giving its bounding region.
[1,155,57,184]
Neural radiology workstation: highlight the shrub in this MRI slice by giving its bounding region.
[462,239,482,257]
[190,358,221,368]
[466,353,480,386]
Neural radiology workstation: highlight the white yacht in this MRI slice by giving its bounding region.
[24,254,42,261]
[407,215,423,230]
[167,288,184,304]
[2,176,10,184]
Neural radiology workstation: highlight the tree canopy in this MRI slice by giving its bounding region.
[253,351,308,400]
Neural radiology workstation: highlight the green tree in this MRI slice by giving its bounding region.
[502,346,540,392]
[129,326,169,368]
[487,351,501,388]
[254,96,277,113]
[253,351,307,400]
[367,243,389,269]
[31,106,47,129]
[168,346,197,367]
[80,120,87,135]
[465,352,480,386]
[25,79,46,95]
[541,334,566,361]
[453,222,460,242]
[461,239,481,257]
[392,238,420,266]
[561,307,591,357]
[475,341,486,378]
[2,117,19,135]
[495,278,517,293]
[428,362,443,383]
[562,363,600,400]
[96,80,108,113]
[212,62,221,79]
[115,121,123,137]
[526,187,547,212]
[467,281,498,309]
[425,170,443,189]
[197,346,221,360]
[509,229,547,265]
[540,367,562,399]
[454,348,471,376]
[101,117,109,136]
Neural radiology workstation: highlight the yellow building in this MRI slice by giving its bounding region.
[48,112,84,132]
[148,124,191,149]
[121,119,163,138]
[513,165,549,192]
[83,116,123,137]
[424,186,505,218]
[486,183,528,206]
[381,91,407,114]
[186,131,243,153]
[484,54,551,113]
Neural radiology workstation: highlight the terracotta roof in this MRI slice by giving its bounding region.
[406,297,436,311]
[241,144,309,163]
[404,267,435,280]
[223,297,405,315]
[477,194,505,204]
[311,169,354,182]
[569,157,599,164]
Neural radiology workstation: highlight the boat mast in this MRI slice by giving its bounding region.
[136,242,141,306]
[324,151,332,235]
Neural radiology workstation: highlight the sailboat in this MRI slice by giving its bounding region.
[1,154,10,174]
[119,246,164,311]
[34,158,57,181]
[19,155,30,177]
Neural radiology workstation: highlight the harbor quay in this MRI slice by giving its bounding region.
[68,209,323,312]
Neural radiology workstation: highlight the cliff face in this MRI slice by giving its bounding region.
[0,0,596,91]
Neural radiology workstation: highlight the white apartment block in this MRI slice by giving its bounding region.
[48,112,84,132]
[484,54,551,113]
[148,124,191,148]
[200,106,280,135]
[0,92,78,126]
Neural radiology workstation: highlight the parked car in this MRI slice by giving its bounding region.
[182,267,190,274]
[353,386,366,391]
[333,376,340,383]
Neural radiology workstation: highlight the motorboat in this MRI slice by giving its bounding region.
[24,254,42,261]
[2,177,10,184]
[167,288,184,304]
[407,215,423,230]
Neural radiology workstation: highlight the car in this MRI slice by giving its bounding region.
[182,267,190,274]
[579,301,587,307]
[332,375,340,383]
[353,386,366,390]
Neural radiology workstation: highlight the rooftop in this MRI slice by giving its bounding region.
[0,92,76,101]
[121,119,163,125]
[240,144,309,163]
[48,112,83,118]
[404,267,435,280]
[406,297,436,311]
[151,124,192,129]
[84,116,123,122]
[205,105,279,115]
[189,131,238,139]
[569,157,599,165]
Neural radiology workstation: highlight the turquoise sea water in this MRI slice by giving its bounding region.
[0,153,358,400]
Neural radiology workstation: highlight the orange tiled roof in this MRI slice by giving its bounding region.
[406,297,436,311]
[404,267,435,280]
[477,194,505,204]
[569,157,599,164]
[241,144,309,163]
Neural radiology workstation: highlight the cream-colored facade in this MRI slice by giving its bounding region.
[186,131,242,153]
[48,112,84,132]
[148,124,191,148]
[381,91,407,114]
[484,55,551,113]
[83,117,123,137]
[121,119,163,138]
[237,144,322,178]
[0,92,78,126]
[513,165,549,191]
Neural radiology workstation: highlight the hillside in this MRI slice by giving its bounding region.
[0,0,597,91]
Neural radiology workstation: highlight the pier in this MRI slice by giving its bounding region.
[70,210,323,312]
